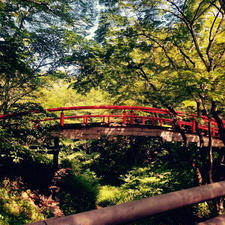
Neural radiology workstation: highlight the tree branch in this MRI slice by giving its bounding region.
[191,0,206,24]
[166,0,191,24]
[190,26,209,70]
[206,10,224,71]
[194,0,217,22]
[173,41,196,68]
[166,0,209,70]
[140,32,178,70]
[213,47,225,70]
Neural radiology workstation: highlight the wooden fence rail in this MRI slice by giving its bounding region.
[28,181,225,225]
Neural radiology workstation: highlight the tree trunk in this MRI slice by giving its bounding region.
[211,101,225,146]
[208,121,213,184]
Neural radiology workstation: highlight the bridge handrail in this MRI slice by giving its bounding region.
[0,105,223,137]
[0,105,176,120]
[0,105,221,120]
[46,105,173,114]
[44,105,223,123]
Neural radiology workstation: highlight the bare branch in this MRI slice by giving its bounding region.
[209,10,221,42]
[162,8,185,22]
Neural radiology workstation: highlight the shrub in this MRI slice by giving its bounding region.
[52,166,99,215]
[97,185,121,207]
[0,178,45,225]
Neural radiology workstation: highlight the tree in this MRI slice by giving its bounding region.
[0,0,98,115]
[0,0,100,183]
[70,0,225,215]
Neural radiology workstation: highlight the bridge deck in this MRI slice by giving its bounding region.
[51,123,224,147]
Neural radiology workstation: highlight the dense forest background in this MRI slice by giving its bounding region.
[1,0,225,224]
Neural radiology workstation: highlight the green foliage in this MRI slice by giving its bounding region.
[0,0,98,114]
[1,0,225,223]
[0,102,58,164]
[60,150,99,174]
[120,167,176,201]
[35,79,112,110]
[69,2,225,217]
[193,202,211,220]
[97,163,192,207]
[84,136,161,185]
[96,154,211,224]
[97,163,198,225]
[56,169,98,215]
[73,0,225,115]
[54,150,100,215]
[96,185,121,207]
[0,178,45,225]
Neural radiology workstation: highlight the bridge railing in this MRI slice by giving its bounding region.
[0,105,223,137]
[42,106,221,137]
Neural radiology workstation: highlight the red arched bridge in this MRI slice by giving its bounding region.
[2,106,225,225]
[1,105,222,147]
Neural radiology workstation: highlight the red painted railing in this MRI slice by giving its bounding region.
[0,105,224,137]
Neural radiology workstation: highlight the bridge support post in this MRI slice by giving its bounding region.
[160,119,163,127]
[86,116,88,124]
[152,119,155,126]
[130,110,134,125]
[83,116,88,125]
[192,120,196,133]
[60,111,64,127]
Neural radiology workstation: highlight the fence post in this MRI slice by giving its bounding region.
[60,111,64,127]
